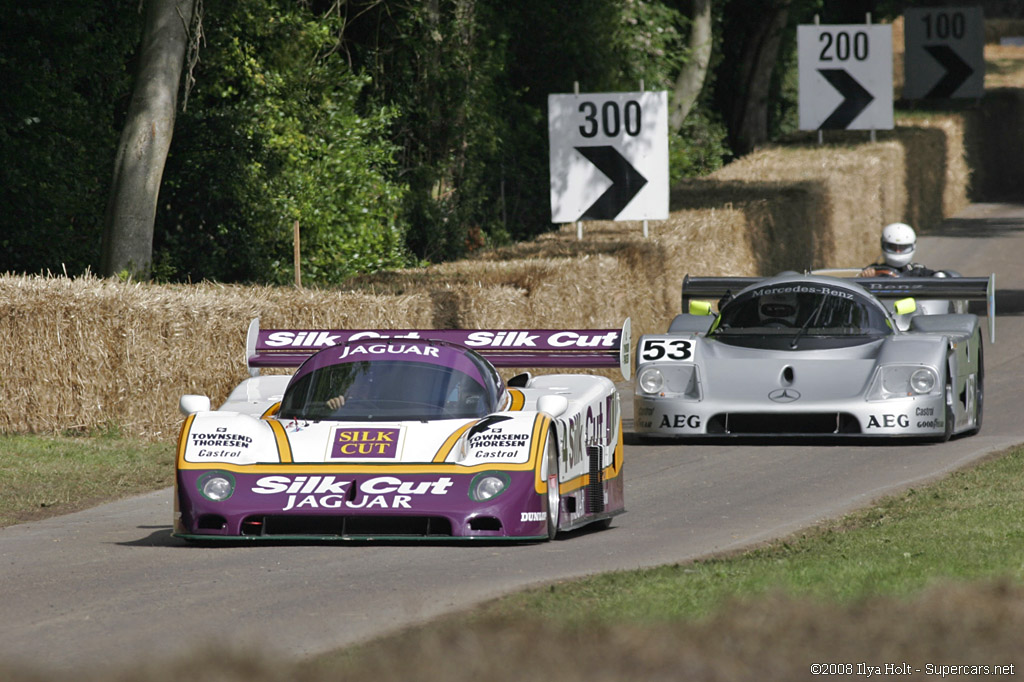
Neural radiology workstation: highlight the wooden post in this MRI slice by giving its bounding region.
[293,220,301,288]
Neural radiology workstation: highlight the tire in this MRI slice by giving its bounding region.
[969,335,985,434]
[544,431,560,541]
[941,361,954,442]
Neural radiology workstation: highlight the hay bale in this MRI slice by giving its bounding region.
[0,275,431,437]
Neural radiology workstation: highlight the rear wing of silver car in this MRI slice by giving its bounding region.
[681,273,996,342]
[243,318,632,379]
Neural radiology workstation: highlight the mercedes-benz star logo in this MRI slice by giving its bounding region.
[768,388,801,403]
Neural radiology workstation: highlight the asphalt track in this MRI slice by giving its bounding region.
[2,203,1023,674]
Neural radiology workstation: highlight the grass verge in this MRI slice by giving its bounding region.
[0,431,174,528]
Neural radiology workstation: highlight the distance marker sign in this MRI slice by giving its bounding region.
[548,91,669,223]
[798,24,893,130]
[903,7,984,99]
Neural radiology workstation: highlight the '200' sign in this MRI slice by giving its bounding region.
[817,30,870,61]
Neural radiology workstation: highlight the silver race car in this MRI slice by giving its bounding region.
[634,273,995,440]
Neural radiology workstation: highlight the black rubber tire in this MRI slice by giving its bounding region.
[544,431,560,541]
[969,336,985,435]
[941,362,954,442]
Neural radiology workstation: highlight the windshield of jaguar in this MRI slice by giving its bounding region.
[277,346,501,421]
[711,283,891,339]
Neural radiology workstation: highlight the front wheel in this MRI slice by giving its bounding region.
[543,431,560,541]
[941,363,954,442]
[969,337,985,435]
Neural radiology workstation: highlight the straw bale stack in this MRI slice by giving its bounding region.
[0,276,429,438]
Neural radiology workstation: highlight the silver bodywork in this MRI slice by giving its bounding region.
[634,274,991,440]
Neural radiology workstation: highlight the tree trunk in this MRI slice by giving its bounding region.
[729,1,790,155]
[101,0,196,279]
[670,0,713,131]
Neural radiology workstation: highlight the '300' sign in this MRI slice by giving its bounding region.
[640,338,694,362]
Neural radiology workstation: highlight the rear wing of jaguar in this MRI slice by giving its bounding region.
[244,318,632,380]
[681,273,996,342]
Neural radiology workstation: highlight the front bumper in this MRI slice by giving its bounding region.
[174,469,549,541]
[633,394,947,438]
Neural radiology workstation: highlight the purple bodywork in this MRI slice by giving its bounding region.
[250,327,625,370]
[177,469,550,539]
[173,321,629,542]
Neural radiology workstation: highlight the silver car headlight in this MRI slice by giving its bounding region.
[638,367,664,394]
[637,365,700,399]
[197,471,235,501]
[910,368,936,394]
[469,472,510,502]
[869,366,940,401]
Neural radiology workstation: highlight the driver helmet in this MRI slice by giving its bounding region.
[758,291,798,326]
[881,222,916,268]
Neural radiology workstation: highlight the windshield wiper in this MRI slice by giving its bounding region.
[790,297,828,349]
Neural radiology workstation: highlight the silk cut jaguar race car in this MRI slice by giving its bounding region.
[634,272,994,440]
[174,319,631,542]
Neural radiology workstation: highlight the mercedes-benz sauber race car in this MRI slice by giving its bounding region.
[634,273,994,440]
[174,319,631,542]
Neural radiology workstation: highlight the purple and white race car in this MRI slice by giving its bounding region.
[174,319,631,542]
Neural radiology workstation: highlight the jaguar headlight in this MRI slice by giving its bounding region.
[469,472,510,502]
[197,471,235,501]
[638,367,664,394]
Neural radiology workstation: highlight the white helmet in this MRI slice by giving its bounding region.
[881,222,916,267]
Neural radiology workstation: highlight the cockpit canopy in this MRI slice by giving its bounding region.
[711,281,892,348]
[278,340,503,421]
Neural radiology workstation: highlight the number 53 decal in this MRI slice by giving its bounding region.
[640,338,694,362]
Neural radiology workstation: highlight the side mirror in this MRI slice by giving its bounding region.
[537,394,569,418]
[893,297,917,316]
[179,394,212,415]
[689,300,713,316]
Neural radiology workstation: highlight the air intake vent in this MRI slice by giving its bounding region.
[707,413,861,435]
[243,515,453,537]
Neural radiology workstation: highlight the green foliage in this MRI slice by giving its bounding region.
[604,0,729,187]
[155,1,413,284]
[0,1,141,276]
[0,432,173,528]
[345,0,730,260]
[339,0,521,260]
[1,1,740,281]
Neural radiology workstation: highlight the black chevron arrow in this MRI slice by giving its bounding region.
[574,145,648,220]
[817,68,874,130]
[924,44,973,98]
